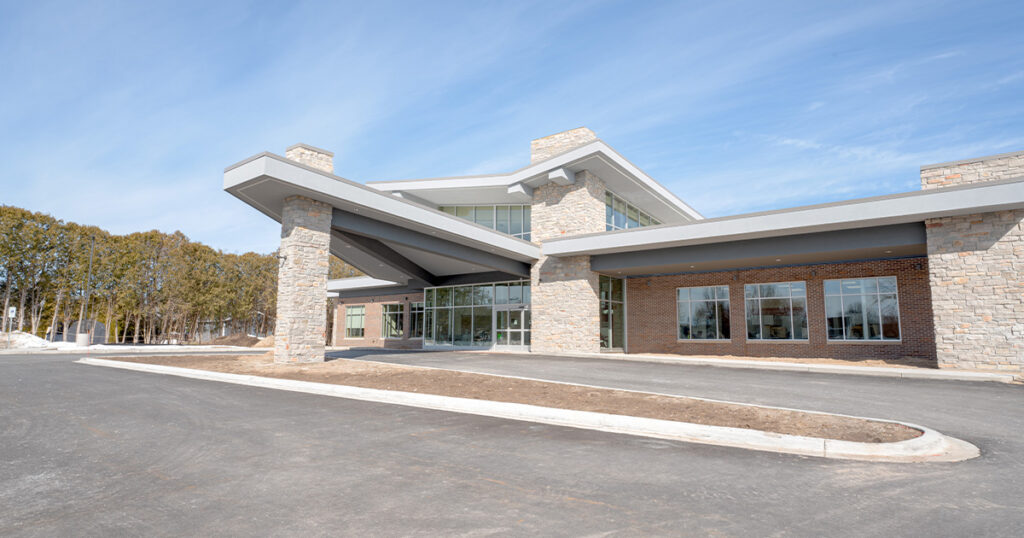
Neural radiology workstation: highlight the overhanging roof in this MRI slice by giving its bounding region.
[543,176,1024,258]
[224,153,540,285]
[365,139,703,224]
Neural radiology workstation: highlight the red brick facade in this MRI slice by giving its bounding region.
[332,293,424,349]
[626,258,937,363]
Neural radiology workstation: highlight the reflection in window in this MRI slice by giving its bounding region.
[345,305,365,338]
[605,192,660,231]
[410,302,424,338]
[382,304,404,338]
[825,277,900,341]
[439,205,531,241]
[677,286,730,340]
[744,282,808,340]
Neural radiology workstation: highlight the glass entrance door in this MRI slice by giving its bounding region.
[600,275,626,351]
[494,304,531,350]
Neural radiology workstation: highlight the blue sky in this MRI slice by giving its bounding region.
[2,0,1022,254]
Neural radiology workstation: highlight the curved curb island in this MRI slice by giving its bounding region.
[76,358,980,463]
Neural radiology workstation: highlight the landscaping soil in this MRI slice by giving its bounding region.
[105,354,922,443]
[208,334,260,347]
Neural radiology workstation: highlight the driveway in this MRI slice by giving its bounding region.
[2,351,1023,537]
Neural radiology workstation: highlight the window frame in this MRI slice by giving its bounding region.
[743,281,809,342]
[437,204,531,241]
[824,276,902,343]
[605,191,661,232]
[381,303,404,339]
[344,305,366,339]
[409,301,425,339]
[676,285,731,341]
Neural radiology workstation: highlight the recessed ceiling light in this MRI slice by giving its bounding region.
[775,258,782,262]
[885,250,892,254]
[690,265,695,268]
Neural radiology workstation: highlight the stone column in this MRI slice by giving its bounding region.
[529,128,606,354]
[921,151,1024,372]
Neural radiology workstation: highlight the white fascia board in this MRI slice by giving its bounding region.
[543,178,1024,256]
[363,141,704,221]
[327,277,402,292]
[224,153,540,262]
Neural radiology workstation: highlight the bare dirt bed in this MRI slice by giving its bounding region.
[105,354,921,443]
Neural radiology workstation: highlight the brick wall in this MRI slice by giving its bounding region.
[922,151,1024,372]
[626,258,936,362]
[332,292,425,349]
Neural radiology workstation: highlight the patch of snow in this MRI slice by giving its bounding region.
[0,331,52,349]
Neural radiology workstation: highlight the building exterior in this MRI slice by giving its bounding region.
[224,130,1024,372]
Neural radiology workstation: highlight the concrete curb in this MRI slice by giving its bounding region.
[76,358,979,463]
[543,351,1018,384]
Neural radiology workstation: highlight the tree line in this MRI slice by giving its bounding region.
[0,205,359,344]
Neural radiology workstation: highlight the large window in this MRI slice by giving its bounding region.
[605,192,661,231]
[345,305,365,338]
[409,302,424,339]
[599,275,626,350]
[424,281,530,348]
[438,205,531,241]
[745,282,808,341]
[825,277,901,341]
[382,304,404,339]
[678,286,730,340]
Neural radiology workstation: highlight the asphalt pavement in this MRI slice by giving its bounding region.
[2,351,1023,537]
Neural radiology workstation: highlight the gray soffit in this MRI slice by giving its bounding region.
[545,176,1024,257]
[332,209,532,278]
[223,152,540,264]
[331,271,523,299]
[592,224,926,276]
[362,140,703,223]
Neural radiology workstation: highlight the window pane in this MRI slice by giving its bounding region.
[760,298,792,339]
[678,301,691,339]
[613,197,626,229]
[865,295,881,340]
[716,286,729,300]
[790,282,806,297]
[496,206,510,234]
[826,296,844,339]
[611,277,624,302]
[677,288,689,302]
[524,309,531,330]
[456,206,473,221]
[510,331,522,346]
[522,283,530,305]
[744,284,758,299]
[692,286,715,301]
[473,285,493,306]
[611,302,625,349]
[605,194,614,230]
[841,279,863,295]
[454,286,472,306]
[824,280,841,296]
[760,283,788,298]
[435,308,452,344]
[691,301,716,339]
[639,214,650,227]
[717,300,731,339]
[423,309,434,343]
[508,283,522,304]
[474,206,494,229]
[878,277,897,293]
[843,296,864,340]
[745,299,761,339]
[880,294,900,339]
[792,298,808,339]
[627,206,639,228]
[436,287,452,307]
[523,206,531,234]
[495,284,508,304]
[510,206,523,235]
[472,307,492,346]
[453,307,473,346]
[600,275,611,301]
[440,206,456,215]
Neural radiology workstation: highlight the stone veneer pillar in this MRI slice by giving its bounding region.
[529,128,607,354]
[921,150,1024,372]
[275,144,334,363]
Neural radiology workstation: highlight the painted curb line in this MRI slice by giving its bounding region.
[76,358,979,463]
[542,351,1017,384]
